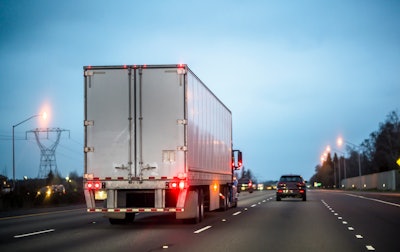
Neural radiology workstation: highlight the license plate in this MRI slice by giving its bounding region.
[95,190,107,200]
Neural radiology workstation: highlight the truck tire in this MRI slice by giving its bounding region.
[198,188,204,222]
[109,218,126,225]
[109,213,135,225]
[126,213,136,222]
[221,186,229,211]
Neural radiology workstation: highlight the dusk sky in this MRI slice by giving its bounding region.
[1,0,399,182]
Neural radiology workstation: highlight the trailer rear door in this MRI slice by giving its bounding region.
[85,68,132,179]
[136,67,186,179]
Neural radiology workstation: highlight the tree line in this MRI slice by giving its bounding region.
[310,110,400,188]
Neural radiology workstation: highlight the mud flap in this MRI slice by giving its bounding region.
[176,190,198,220]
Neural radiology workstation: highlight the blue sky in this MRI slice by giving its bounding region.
[0,0,399,181]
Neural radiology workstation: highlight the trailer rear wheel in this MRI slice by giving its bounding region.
[109,213,135,225]
[109,218,125,225]
[220,186,229,211]
[198,188,204,222]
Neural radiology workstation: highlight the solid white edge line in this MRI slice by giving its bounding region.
[345,193,400,208]
[194,226,212,234]
[14,229,55,238]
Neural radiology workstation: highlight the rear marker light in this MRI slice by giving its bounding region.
[213,183,218,192]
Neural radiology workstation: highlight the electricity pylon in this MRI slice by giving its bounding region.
[26,128,70,178]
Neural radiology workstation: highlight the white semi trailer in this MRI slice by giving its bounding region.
[83,64,242,224]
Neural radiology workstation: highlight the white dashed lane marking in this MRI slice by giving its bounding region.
[14,229,55,238]
[194,226,212,234]
[321,199,376,250]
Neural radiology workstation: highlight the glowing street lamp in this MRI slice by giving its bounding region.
[12,112,47,191]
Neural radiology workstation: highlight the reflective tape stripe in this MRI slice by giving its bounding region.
[87,208,184,213]
[86,177,177,180]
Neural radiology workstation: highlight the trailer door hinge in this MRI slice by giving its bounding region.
[177,68,186,75]
[84,147,94,153]
[177,119,187,125]
[84,120,94,126]
[177,146,187,151]
[84,70,93,77]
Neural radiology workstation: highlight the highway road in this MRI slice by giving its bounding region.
[1,190,399,252]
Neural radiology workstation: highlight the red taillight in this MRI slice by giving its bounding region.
[168,180,187,190]
[94,182,101,189]
[299,189,305,194]
[87,182,93,189]
[87,181,101,190]
[278,189,283,193]
[297,182,305,187]
[278,183,285,187]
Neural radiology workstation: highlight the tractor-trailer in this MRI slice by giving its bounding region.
[83,64,242,224]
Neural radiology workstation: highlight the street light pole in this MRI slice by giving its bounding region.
[332,148,345,188]
[12,113,45,191]
[338,137,362,189]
